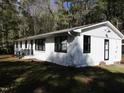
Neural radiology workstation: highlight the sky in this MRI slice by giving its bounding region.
[64,2,71,9]
[50,0,71,9]
[50,0,56,9]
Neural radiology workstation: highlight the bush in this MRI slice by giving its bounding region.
[0,45,14,55]
[15,49,31,59]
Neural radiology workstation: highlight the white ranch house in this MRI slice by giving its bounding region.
[14,21,124,67]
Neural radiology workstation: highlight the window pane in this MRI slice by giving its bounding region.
[61,39,67,51]
[30,40,33,48]
[104,39,109,60]
[42,39,45,51]
[25,40,27,48]
[35,40,38,50]
[83,35,91,53]
[55,36,67,52]
[35,39,45,51]
[20,41,22,48]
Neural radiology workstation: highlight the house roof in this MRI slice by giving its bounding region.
[16,21,124,41]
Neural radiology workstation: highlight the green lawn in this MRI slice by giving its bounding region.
[0,55,124,93]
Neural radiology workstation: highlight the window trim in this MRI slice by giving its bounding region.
[30,40,34,55]
[55,36,67,53]
[35,39,45,51]
[83,35,91,53]
[25,40,27,48]
[20,41,22,48]
[104,39,109,60]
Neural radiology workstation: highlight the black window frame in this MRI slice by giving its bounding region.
[104,39,109,60]
[55,36,67,53]
[35,39,45,51]
[83,35,91,53]
[30,40,34,55]
[25,40,27,48]
[20,41,22,48]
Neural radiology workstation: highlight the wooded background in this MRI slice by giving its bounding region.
[0,0,124,54]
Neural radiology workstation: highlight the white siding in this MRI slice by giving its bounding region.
[80,26,122,66]
[81,26,121,39]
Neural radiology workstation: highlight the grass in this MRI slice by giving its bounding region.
[0,55,18,62]
[0,55,124,93]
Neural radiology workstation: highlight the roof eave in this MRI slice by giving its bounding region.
[107,21,124,39]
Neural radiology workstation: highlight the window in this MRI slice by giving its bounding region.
[25,40,27,48]
[16,42,18,48]
[20,41,22,48]
[83,35,91,53]
[30,40,33,55]
[55,36,67,53]
[35,39,45,51]
[104,39,109,60]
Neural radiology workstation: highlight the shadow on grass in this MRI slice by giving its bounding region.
[0,61,124,93]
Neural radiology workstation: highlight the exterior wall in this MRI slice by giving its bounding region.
[14,26,122,67]
[80,26,122,66]
[14,40,35,57]
[16,36,73,66]
[32,36,74,66]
